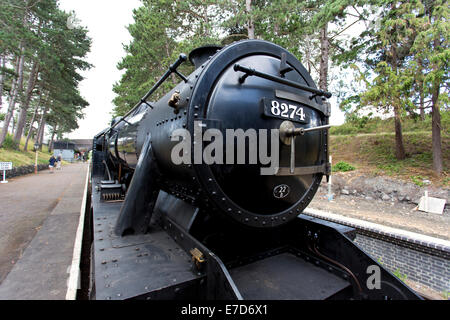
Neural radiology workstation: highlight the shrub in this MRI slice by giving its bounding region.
[2,134,18,150]
[332,161,356,172]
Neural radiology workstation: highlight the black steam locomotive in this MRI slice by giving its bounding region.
[88,40,420,300]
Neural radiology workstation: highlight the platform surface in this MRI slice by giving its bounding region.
[0,163,88,300]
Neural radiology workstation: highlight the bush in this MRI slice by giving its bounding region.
[332,161,356,172]
[2,134,18,149]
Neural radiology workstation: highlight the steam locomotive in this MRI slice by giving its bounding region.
[88,39,420,300]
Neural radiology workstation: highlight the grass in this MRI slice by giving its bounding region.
[330,128,450,186]
[0,134,53,167]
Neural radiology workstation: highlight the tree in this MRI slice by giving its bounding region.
[410,0,449,174]
[0,0,91,149]
[112,0,221,117]
[332,1,426,160]
[359,1,426,160]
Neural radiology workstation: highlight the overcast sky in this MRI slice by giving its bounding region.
[59,0,141,139]
[58,1,344,139]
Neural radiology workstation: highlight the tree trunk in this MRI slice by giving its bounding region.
[24,89,43,151]
[319,24,329,91]
[0,5,28,146]
[12,115,16,134]
[24,104,39,151]
[246,0,255,39]
[419,88,425,120]
[48,126,56,153]
[14,60,39,144]
[393,105,406,160]
[418,58,425,120]
[431,94,442,174]
[0,55,5,111]
[390,37,405,160]
[431,41,443,174]
[38,119,46,150]
[305,39,311,74]
[36,105,48,149]
[0,50,24,147]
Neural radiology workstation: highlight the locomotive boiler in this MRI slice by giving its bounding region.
[88,40,421,300]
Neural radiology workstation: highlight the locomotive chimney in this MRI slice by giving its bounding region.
[189,45,222,69]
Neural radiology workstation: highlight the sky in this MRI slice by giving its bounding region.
[58,0,345,139]
[59,0,141,139]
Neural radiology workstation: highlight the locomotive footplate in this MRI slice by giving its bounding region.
[90,175,203,300]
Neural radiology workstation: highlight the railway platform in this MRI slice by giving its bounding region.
[0,163,89,300]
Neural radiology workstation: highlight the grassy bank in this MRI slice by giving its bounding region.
[0,135,53,167]
[330,113,450,187]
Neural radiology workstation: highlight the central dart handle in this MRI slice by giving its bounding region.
[288,124,333,137]
[279,121,332,145]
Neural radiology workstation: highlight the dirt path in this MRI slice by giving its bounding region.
[0,163,88,284]
[310,188,450,241]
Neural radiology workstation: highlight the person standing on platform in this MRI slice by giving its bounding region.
[56,154,62,170]
[49,155,57,173]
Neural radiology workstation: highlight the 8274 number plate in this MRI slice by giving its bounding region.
[262,98,308,123]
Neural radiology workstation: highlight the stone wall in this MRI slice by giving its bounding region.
[355,233,450,294]
[3,164,48,179]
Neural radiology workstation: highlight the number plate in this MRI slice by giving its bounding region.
[262,98,309,123]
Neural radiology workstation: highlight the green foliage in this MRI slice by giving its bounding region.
[112,0,361,116]
[378,258,407,283]
[2,134,18,150]
[332,161,355,172]
[393,269,407,283]
[410,175,427,187]
[0,113,5,121]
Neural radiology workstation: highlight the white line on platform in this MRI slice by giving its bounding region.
[304,207,450,249]
[65,163,90,300]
